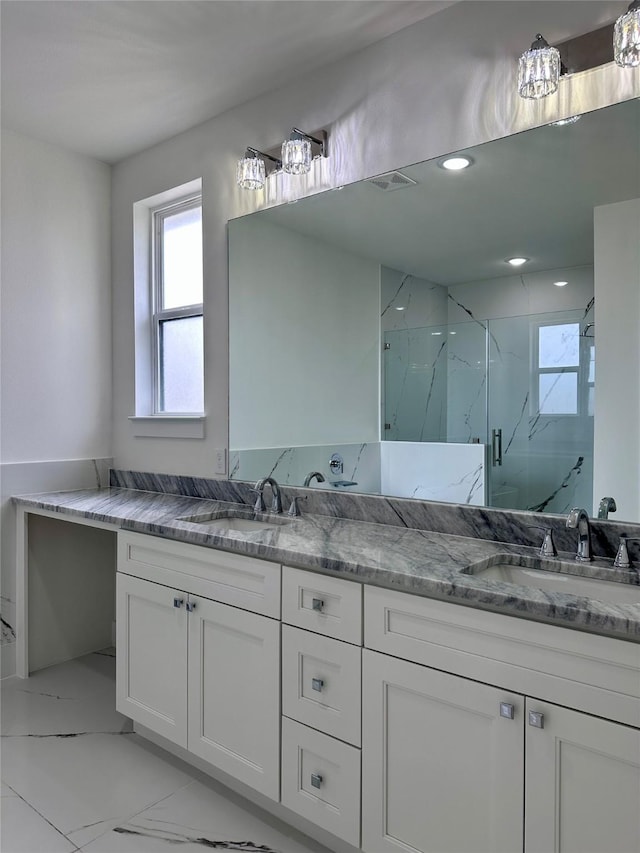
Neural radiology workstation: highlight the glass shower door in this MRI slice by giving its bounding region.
[487,310,594,513]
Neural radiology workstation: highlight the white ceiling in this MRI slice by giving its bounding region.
[0,0,455,164]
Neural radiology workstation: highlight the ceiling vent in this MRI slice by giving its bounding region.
[365,171,417,191]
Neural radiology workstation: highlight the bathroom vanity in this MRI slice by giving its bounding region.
[13,477,640,853]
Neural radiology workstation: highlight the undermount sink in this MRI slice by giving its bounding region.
[463,556,640,605]
[178,508,290,534]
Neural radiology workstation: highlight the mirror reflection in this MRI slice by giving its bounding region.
[228,100,640,520]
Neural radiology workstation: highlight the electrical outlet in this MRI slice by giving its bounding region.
[214,448,227,475]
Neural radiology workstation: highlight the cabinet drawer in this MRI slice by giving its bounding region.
[365,585,640,728]
[281,717,361,847]
[282,566,362,644]
[118,531,281,618]
[282,625,361,746]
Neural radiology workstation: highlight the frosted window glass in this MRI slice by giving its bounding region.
[159,316,204,412]
[538,323,579,368]
[539,372,577,414]
[162,206,203,309]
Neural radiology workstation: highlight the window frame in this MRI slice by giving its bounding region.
[150,193,204,415]
[531,318,591,419]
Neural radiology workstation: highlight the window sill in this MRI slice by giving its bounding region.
[129,415,206,439]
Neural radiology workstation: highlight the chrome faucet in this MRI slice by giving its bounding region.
[566,507,593,562]
[303,471,325,488]
[597,496,617,519]
[252,477,283,513]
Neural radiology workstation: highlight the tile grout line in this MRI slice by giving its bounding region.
[7,785,82,851]
[70,778,198,849]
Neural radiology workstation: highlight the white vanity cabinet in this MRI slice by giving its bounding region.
[362,585,640,853]
[524,699,640,853]
[362,649,524,853]
[116,532,281,800]
[280,566,363,847]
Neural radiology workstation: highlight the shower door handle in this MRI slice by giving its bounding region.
[492,428,503,467]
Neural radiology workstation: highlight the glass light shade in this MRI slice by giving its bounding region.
[614,3,640,67]
[236,155,265,190]
[282,137,312,175]
[518,37,561,99]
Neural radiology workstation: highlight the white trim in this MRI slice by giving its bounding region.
[133,177,204,421]
[128,415,206,439]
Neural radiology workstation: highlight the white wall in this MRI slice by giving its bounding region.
[111,1,635,476]
[0,130,112,678]
[593,199,640,520]
[229,217,380,448]
[1,130,112,462]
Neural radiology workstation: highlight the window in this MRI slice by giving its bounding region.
[152,197,204,413]
[131,178,205,438]
[533,320,592,417]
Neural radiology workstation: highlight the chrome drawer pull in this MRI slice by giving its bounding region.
[311,598,324,612]
[528,710,545,729]
[186,601,196,612]
[499,702,515,720]
[311,678,324,692]
[173,598,184,609]
[310,773,323,789]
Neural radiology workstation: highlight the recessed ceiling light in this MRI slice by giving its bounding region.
[394,306,406,311]
[439,156,474,171]
[431,331,443,336]
[507,257,529,267]
[554,280,568,287]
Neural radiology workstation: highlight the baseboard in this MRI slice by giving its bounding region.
[1,641,16,680]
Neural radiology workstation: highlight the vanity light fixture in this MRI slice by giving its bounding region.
[518,34,561,99]
[281,128,328,175]
[614,0,640,66]
[551,115,581,126]
[554,280,568,287]
[439,156,474,171]
[236,148,282,191]
[507,257,529,267]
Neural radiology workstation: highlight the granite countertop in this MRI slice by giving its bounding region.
[13,487,640,642]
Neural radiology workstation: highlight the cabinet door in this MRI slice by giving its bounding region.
[116,573,188,747]
[187,597,280,800]
[362,650,524,853]
[525,699,640,853]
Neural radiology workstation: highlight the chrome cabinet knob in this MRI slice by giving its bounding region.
[186,601,196,612]
[311,598,324,612]
[310,773,323,789]
[499,702,515,719]
[311,678,324,692]
[173,598,184,609]
[528,710,545,729]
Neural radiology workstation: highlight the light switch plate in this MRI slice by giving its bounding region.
[214,448,227,475]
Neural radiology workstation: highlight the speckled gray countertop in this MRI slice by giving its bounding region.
[13,487,640,642]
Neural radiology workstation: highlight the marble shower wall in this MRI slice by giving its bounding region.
[229,443,381,493]
[380,441,486,504]
[381,267,449,442]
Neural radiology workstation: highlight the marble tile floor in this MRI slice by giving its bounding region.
[0,651,329,853]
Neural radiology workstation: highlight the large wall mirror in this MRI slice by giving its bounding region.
[228,99,640,521]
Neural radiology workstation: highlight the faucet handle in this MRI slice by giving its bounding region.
[527,525,557,557]
[287,496,307,517]
[613,535,640,569]
[249,488,266,513]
